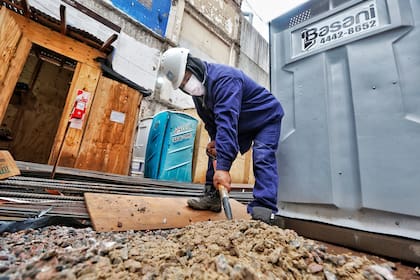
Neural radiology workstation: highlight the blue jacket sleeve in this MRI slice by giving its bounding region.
[212,77,242,171]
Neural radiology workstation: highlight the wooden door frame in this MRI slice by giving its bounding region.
[0,8,106,166]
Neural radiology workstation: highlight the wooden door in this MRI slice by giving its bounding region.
[50,63,102,167]
[74,76,142,175]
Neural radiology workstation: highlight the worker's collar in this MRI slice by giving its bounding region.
[186,54,206,84]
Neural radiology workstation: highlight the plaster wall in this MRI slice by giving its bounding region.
[186,0,241,41]
[238,18,270,89]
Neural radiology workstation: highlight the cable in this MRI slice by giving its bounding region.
[242,0,268,23]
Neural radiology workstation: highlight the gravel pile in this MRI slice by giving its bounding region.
[0,220,397,279]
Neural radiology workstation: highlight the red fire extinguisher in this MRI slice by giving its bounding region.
[71,90,87,119]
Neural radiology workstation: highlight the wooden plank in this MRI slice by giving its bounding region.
[74,76,141,175]
[8,10,105,66]
[244,148,255,185]
[191,119,208,184]
[100,34,118,52]
[61,0,121,33]
[59,5,66,35]
[49,63,101,167]
[0,150,20,179]
[20,0,31,18]
[48,63,81,165]
[0,35,31,122]
[84,193,250,232]
[0,8,21,82]
[0,8,24,122]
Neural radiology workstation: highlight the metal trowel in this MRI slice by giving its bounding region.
[217,184,233,220]
[207,150,233,220]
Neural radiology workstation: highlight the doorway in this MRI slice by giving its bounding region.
[0,44,76,164]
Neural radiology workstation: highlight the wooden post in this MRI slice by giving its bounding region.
[50,121,70,179]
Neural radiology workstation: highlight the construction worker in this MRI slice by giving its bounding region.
[159,47,284,218]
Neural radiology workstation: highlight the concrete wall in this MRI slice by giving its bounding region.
[184,0,241,42]
[27,0,269,114]
[158,0,243,110]
[238,18,270,89]
[240,19,269,72]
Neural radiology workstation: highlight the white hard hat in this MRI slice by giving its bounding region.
[160,47,190,89]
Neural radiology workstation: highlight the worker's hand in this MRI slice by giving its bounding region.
[213,170,231,192]
[206,140,217,159]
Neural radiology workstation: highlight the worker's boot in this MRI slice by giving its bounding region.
[187,185,221,212]
[251,206,285,228]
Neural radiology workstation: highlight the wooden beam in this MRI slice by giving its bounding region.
[0,8,32,122]
[85,193,250,232]
[0,36,31,122]
[19,0,31,18]
[26,48,42,91]
[8,9,105,66]
[61,0,121,33]
[0,8,21,82]
[100,33,118,52]
[59,4,66,35]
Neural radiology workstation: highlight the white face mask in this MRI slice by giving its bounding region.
[182,74,206,96]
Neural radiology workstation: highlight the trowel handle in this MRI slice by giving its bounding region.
[218,184,233,220]
[218,184,229,198]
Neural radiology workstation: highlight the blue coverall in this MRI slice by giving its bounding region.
[192,62,284,213]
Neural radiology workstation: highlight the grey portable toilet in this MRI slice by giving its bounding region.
[270,0,420,262]
[131,117,153,175]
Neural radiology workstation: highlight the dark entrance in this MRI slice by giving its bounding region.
[0,45,76,164]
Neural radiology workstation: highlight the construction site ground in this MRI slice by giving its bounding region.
[0,162,419,279]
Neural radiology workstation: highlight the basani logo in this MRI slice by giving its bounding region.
[301,1,378,51]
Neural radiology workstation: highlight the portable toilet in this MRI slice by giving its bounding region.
[131,117,153,175]
[270,0,420,263]
[144,111,198,182]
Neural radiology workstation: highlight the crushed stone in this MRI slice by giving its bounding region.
[0,220,398,279]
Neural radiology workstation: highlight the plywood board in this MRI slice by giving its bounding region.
[49,63,101,167]
[0,36,31,124]
[0,8,32,122]
[0,8,22,82]
[8,58,73,164]
[74,76,141,175]
[85,193,250,232]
